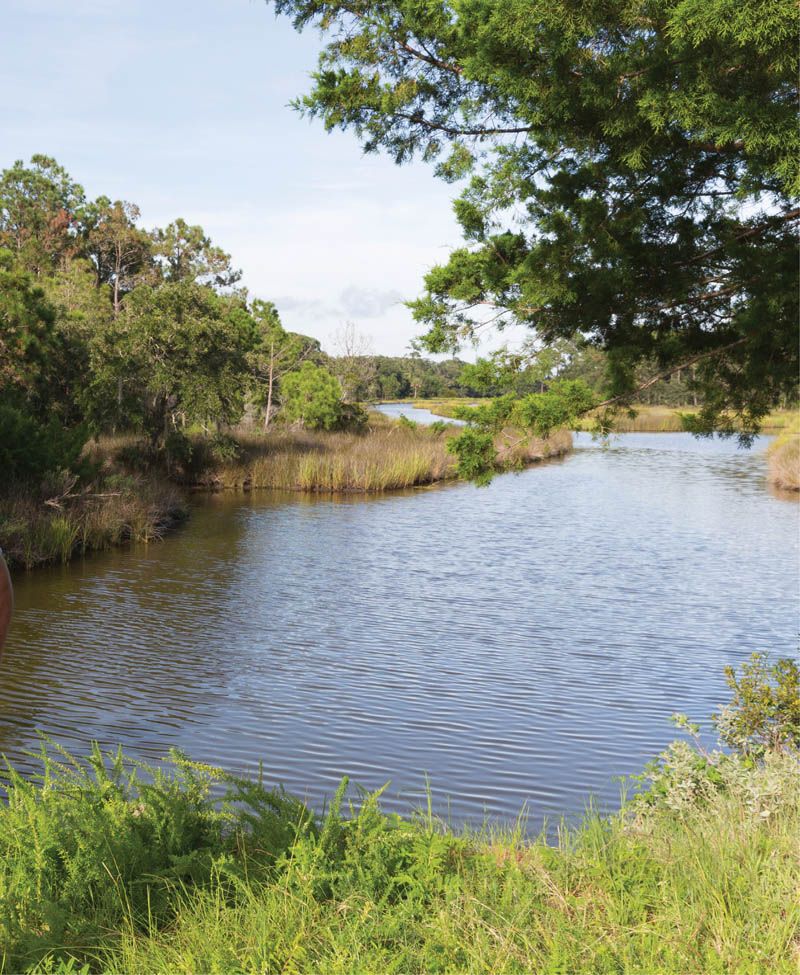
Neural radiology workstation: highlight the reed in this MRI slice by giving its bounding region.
[0,474,186,570]
[767,417,800,492]
[184,420,570,493]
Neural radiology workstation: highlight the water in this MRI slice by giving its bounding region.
[1,431,797,827]
[376,402,466,425]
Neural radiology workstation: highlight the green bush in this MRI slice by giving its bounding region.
[446,428,496,483]
[714,653,800,757]
[336,402,369,433]
[0,405,86,487]
[208,432,242,463]
[281,363,344,431]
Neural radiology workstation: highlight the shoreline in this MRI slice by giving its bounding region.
[1,420,572,571]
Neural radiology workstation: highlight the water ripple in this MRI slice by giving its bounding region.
[0,432,797,827]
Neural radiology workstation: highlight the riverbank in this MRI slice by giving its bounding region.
[0,417,572,570]
[398,399,797,433]
[0,473,187,570]
[2,725,797,973]
[167,418,571,493]
[767,420,800,492]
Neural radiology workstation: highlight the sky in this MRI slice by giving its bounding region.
[1,0,483,357]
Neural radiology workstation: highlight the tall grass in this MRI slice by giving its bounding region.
[179,419,571,493]
[408,399,797,434]
[0,473,186,570]
[767,416,800,491]
[1,739,796,974]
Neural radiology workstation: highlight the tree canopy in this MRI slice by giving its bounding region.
[271,0,798,436]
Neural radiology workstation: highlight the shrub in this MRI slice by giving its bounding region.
[714,653,800,757]
[446,428,496,483]
[281,363,344,431]
[336,402,369,433]
[164,430,195,474]
[0,404,86,486]
[208,432,241,463]
[636,654,800,812]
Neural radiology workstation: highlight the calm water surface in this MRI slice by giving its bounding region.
[2,429,798,826]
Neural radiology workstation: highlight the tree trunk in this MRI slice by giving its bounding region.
[264,341,275,429]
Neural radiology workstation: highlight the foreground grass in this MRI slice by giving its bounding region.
[2,740,797,975]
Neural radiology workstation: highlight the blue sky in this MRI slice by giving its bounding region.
[2,0,474,355]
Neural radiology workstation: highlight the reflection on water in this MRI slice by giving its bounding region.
[1,434,797,826]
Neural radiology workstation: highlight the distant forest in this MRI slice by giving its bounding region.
[1,154,714,486]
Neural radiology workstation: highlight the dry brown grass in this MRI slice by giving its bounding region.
[767,421,800,492]
[193,424,457,492]
[190,420,572,493]
[0,473,186,570]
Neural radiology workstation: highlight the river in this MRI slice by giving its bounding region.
[1,417,797,826]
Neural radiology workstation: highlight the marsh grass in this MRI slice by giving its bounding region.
[0,417,571,570]
[0,474,186,570]
[177,418,571,493]
[767,417,800,491]
[571,404,794,434]
[3,741,797,975]
[407,399,797,434]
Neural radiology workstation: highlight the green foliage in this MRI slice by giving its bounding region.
[513,381,598,439]
[636,654,800,813]
[281,362,345,430]
[714,653,800,757]
[0,155,85,275]
[336,402,369,432]
[208,433,242,464]
[0,249,61,418]
[151,217,241,288]
[273,0,799,434]
[446,380,595,479]
[446,428,497,484]
[0,742,311,970]
[0,405,86,487]
[0,674,797,974]
[93,282,255,442]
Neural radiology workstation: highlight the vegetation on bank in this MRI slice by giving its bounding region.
[768,418,800,492]
[407,399,798,434]
[0,470,186,571]
[0,655,797,974]
[0,416,572,570]
[166,417,571,493]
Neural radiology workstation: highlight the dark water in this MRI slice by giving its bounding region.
[1,431,797,826]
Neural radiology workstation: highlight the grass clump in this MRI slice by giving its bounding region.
[572,404,798,434]
[2,657,798,974]
[0,470,186,570]
[163,416,572,494]
[767,415,800,491]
